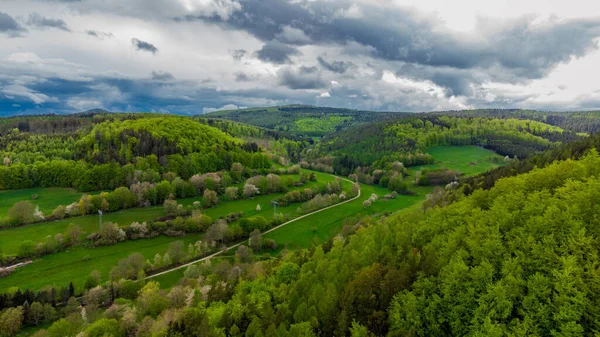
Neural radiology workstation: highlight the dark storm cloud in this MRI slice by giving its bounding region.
[253,41,301,64]
[193,0,600,80]
[27,12,70,31]
[231,49,246,60]
[151,71,175,81]
[0,73,313,116]
[132,38,158,54]
[317,56,354,74]
[0,12,27,37]
[86,30,114,39]
[278,66,326,90]
[395,63,480,97]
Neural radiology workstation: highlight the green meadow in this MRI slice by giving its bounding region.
[0,171,342,292]
[414,145,506,176]
[0,187,96,218]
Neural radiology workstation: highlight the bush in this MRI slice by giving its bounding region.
[18,240,36,258]
[8,200,36,225]
[163,199,178,215]
[239,216,268,234]
[92,222,126,246]
[224,187,239,201]
[203,189,219,207]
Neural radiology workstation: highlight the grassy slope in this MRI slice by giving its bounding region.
[0,234,204,293]
[152,182,433,288]
[264,183,433,251]
[0,188,97,218]
[0,208,165,255]
[0,172,338,292]
[0,174,324,255]
[412,145,506,176]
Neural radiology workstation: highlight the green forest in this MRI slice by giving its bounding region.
[2,107,600,337]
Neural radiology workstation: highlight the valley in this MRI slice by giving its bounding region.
[0,108,599,336]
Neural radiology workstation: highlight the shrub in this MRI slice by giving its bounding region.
[203,189,219,207]
[224,187,239,201]
[8,201,36,225]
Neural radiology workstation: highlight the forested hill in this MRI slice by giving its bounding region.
[204,105,410,137]
[309,115,581,175]
[205,105,600,138]
[0,115,301,191]
[434,109,600,134]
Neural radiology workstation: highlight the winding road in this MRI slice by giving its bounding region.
[147,177,360,279]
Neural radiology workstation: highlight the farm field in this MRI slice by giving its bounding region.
[0,171,331,255]
[413,145,507,176]
[152,183,433,289]
[264,183,432,251]
[0,233,205,293]
[0,207,165,255]
[0,171,345,292]
[0,187,99,218]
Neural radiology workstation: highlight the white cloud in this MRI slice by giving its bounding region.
[381,71,446,98]
[1,83,58,104]
[277,26,311,44]
[0,0,599,113]
[202,104,245,113]
[334,4,363,19]
[67,98,104,110]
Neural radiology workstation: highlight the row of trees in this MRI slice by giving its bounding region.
[0,162,300,227]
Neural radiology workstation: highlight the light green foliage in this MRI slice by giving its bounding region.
[78,117,239,156]
[85,318,122,337]
[293,116,352,135]
[0,188,92,218]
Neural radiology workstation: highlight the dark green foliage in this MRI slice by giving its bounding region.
[205,104,410,137]
[313,115,577,175]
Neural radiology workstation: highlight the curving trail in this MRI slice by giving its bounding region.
[147,176,360,279]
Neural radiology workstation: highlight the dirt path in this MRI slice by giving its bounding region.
[147,177,359,279]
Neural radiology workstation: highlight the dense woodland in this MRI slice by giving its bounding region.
[310,116,579,176]
[206,105,411,137]
[0,116,299,191]
[436,109,600,134]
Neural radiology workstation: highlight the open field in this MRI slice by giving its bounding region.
[264,183,433,251]
[0,173,328,255]
[0,234,204,293]
[0,207,165,255]
[0,187,100,218]
[413,145,506,176]
[0,171,343,292]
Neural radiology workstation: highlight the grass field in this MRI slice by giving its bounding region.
[0,152,500,293]
[152,183,432,288]
[0,187,99,218]
[0,171,342,292]
[0,207,166,255]
[264,183,433,251]
[0,173,336,256]
[0,234,205,293]
[413,145,506,176]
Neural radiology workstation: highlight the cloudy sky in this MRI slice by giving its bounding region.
[1,0,600,116]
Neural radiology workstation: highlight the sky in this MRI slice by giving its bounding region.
[1,0,600,116]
